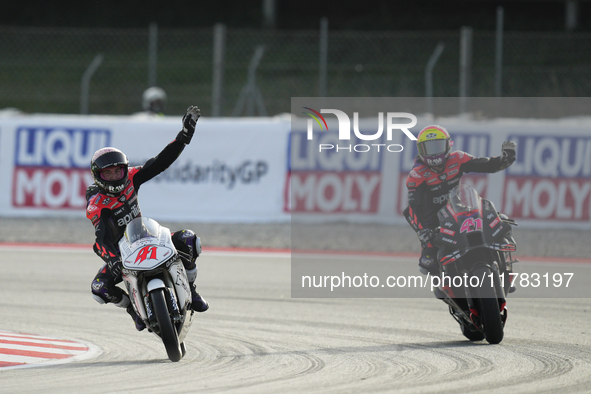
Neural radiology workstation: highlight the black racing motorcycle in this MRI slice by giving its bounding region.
[431,185,518,344]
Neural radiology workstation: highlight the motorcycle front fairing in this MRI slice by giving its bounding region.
[120,217,175,270]
[435,187,516,267]
[118,217,193,339]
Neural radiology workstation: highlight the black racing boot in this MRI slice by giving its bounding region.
[433,287,447,300]
[126,305,146,331]
[190,283,209,312]
[419,247,440,275]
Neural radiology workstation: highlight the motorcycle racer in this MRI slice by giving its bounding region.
[403,125,517,275]
[142,86,167,115]
[86,106,208,331]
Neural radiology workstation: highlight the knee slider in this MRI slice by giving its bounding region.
[91,277,124,304]
[91,278,110,304]
[195,236,202,257]
[173,230,201,268]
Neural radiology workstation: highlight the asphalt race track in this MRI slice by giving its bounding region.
[1,246,591,394]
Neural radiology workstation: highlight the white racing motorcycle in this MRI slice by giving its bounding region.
[119,217,194,362]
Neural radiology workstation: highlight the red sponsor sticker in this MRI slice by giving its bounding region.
[489,217,500,228]
[441,228,455,236]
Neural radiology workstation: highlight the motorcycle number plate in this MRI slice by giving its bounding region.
[122,245,174,270]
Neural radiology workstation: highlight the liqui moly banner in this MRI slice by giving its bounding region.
[395,120,591,228]
[0,115,291,222]
[502,134,591,224]
[288,96,591,228]
[287,126,385,215]
[286,112,420,221]
[1,112,591,227]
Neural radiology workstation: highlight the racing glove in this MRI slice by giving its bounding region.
[107,258,123,278]
[499,140,517,169]
[417,228,436,248]
[177,105,201,145]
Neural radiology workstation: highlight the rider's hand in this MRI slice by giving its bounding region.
[417,228,436,246]
[107,258,123,278]
[178,105,201,144]
[500,140,517,169]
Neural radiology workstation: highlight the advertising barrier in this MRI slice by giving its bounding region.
[287,127,384,214]
[1,113,590,228]
[287,110,591,229]
[503,133,591,223]
[11,125,108,210]
[0,115,291,222]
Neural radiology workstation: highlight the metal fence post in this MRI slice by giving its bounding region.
[495,7,504,97]
[566,0,579,32]
[80,54,103,114]
[232,45,266,116]
[262,0,276,29]
[425,42,445,115]
[319,17,328,97]
[148,22,158,87]
[212,23,226,117]
[459,26,473,114]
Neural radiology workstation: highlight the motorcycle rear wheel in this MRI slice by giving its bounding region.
[151,288,183,361]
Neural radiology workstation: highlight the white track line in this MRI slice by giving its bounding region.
[0,330,101,371]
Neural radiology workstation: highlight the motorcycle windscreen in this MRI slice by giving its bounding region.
[448,185,482,215]
[123,217,161,244]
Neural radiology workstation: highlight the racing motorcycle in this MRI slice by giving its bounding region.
[431,185,518,344]
[119,217,194,361]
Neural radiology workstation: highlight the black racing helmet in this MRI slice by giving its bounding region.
[90,147,129,194]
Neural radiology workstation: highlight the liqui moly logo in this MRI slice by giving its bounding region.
[302,108,417,153]
[503,135,591,221]
[287,127,385,214]
[12,126,111,209]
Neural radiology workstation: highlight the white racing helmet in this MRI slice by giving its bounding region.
[142,87,167,113]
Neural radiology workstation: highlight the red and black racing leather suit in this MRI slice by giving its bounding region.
[404,151,507,236]
[86,138,198,304]
[86,138,184,260]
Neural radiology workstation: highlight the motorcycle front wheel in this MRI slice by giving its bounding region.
[474,266,504,344]
[151,288,182,361]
